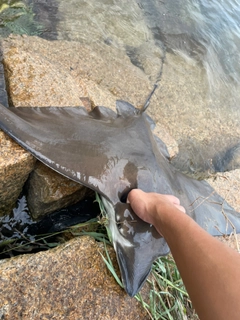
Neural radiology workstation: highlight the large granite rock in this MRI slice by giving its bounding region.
[0,236,149,319]
[0,130,36,217]
[56,0,165,84]
[149,53,240,176]
[27,162,88,220]
[2,35,150,108]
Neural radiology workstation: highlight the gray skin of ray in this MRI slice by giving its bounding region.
[0,101,240,297]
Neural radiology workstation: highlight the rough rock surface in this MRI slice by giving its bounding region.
[27,162,88,220]
[150,53,240,176]
[0,130,36,216]
[0,236,149,320]
[2,35,151,108]
[207,169,240,213]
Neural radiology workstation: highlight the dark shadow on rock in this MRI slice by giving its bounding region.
[27,0,59,40]
[171,136,240,178]
[0,62,9,108]
[212,143,240,172]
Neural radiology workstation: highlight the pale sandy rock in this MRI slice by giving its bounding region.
[153,124,179,159]
[0,131,36,216]
[2,36,86,107]
[27,162,88,220]
[207,169,240,213]
[0,236,149,320]
[2,35,152,108]
[149,53,240,175]
[1,35,176,144]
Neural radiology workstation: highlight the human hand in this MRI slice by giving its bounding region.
[127,189,186,234]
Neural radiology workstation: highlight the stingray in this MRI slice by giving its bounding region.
[0,90,240,297]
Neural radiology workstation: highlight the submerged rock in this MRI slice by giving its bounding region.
[0,236,149,319]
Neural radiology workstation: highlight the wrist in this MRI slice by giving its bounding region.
[154,203,190,239]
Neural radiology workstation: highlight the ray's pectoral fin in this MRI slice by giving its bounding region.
[175,172,240,235]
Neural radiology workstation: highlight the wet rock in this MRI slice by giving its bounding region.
[212,143,240,172]
[150,53,240,176]
[2,34,150,108]
[57,0,150,47]
[56,0,164,87]
[0,236,149,319]
[27,162,88,220]
[0,131,35,216]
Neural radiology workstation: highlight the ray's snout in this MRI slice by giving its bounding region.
[113,201,170,296]
[115,241,152,297]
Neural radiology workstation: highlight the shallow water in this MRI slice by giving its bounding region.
[1,0,240,175]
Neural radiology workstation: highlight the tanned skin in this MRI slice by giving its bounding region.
[128,189,240,320]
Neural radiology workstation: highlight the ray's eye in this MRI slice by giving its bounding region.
[120,189,134,203]
[120,193,128,203]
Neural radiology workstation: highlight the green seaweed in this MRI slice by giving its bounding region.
[0,0,44,37]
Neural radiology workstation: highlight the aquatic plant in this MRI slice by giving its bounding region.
[0,0,44,37]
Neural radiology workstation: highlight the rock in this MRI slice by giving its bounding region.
[27,162,88,220]
[150,53,240,176]
[2,34,151,108]
[153,124,179,159]
[57,0,150,47]
[207,169,240,213]
[0,130,36,216]
[55,0,165,86]
[0,236,149,319]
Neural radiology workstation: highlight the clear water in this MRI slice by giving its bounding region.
[1,0,240,175]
